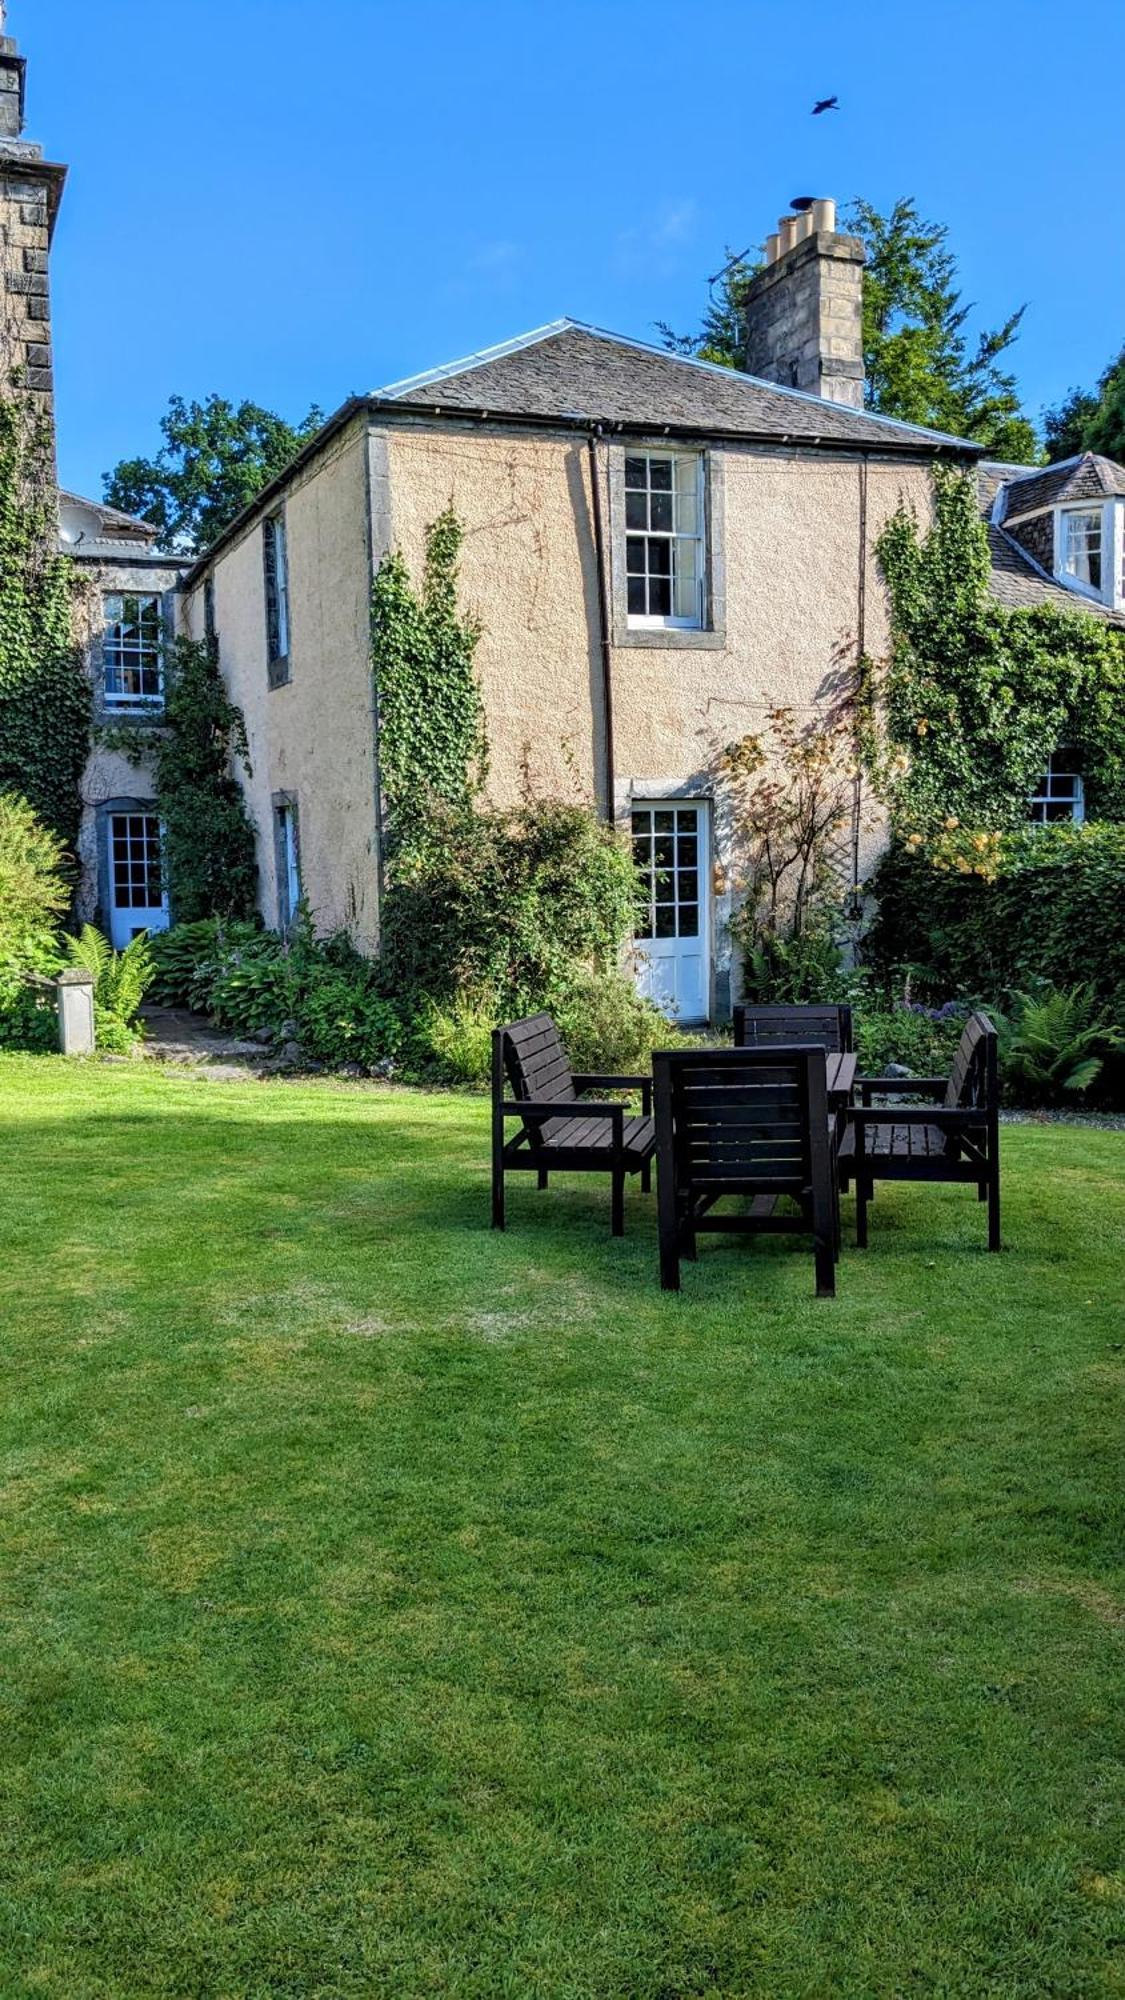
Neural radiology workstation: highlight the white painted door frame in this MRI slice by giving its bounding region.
[630,798,711,1024]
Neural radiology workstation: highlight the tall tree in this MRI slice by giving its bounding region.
[104,394,324,555]
[661,198,1038,461]
[1043,348,1125,464]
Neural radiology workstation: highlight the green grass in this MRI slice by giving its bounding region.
[0,1056,1122,1999]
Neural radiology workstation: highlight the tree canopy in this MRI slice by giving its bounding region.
[1043,348,1125,465]
[661,198,1039,462]
[103,394,324,555]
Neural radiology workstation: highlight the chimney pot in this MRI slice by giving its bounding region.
[811,196,837,234]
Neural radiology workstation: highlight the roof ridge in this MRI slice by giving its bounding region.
[373,315,975,451]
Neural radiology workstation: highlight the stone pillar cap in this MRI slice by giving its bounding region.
[56,966,95,985]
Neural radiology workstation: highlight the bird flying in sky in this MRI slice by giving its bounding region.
[812,96,839,115]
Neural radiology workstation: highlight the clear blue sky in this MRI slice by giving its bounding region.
[29,0,1125,500]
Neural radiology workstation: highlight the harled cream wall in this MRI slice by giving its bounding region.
[185,415,378,947]
[382,423,933,810]
[381,421,936,985]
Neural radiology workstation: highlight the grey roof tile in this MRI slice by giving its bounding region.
[999,452,1125,521]
[376,320,979,455]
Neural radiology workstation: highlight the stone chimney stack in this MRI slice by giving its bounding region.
[0,11,66,452]
[742,197,865,410]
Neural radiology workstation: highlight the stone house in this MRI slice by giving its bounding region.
[4,19,1123,1017]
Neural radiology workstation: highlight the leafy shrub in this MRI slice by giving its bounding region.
[63,926,155,1052]
[379,795,640,1017]
[868,824,1125,1025]
[853,1000,970,1077]
[554,969,680,1073]
[297,971,402,1071]
[147,918,265,1006]
[0,790,67,1011]
[997,986,1122,1106]
[739,924,854,1006]
[415,991,496,1084]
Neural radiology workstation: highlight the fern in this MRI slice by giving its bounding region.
[64,925,155,1047]
[999,986,1122,1105]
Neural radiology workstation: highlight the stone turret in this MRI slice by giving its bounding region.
[0,7,66,453]
[743,197,865,410]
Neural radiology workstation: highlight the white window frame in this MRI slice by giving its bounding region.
[624,451,706,630]
[1029,752,1085,826]
[1053,499,1125,611]
[102,592,164,707]
[264,511,290,666]
[276,799,301,929]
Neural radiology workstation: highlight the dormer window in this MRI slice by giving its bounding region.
[1051,497,1125,611]
[1060,508,1102,593]
[1030,751,1085,826]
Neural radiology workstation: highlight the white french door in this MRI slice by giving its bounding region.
[631,802,710,1023]
[107,810,169,948]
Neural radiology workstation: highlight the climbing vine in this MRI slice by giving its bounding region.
[150,636,258,921]
[371,506,485,852]
[865,466,1125,854]
[100,635,258,922]
[0,397,90,846]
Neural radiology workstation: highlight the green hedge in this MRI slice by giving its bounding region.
[868,824,1125,1019]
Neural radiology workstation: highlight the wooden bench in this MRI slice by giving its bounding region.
[839,1011,1001,1250]
[491,1013,656,1236]
[733,1003,853,1052]
[653,1045,838,1297]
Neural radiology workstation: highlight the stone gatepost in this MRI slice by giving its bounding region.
[55,967,95,1055]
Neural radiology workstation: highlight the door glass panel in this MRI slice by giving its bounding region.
[678,905,699,937]
[654,905,676,937]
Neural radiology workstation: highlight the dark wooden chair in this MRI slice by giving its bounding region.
[491,1013,656,1236]
[653,1045,838,1297]
[733,1003,853,1052]
[839,1011,1001,1250]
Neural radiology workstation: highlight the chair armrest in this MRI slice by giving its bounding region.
[503,1099,621,1120]
[572,1072,652,1113]
[858,1074,947,1103]
[850,1105,983,1128]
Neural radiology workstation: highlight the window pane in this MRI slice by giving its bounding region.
[677,904,699,937]
[624,457,648,488]
[650,491,673,532]
[649,459,672,490]
[626,536,646,574]
[647,538,671,575]
[654,811,674,833]
[654,905,676,937]
[650,576,671,615]
[625,490,646,530]
[678,869,698,902]
[673,536,699,619]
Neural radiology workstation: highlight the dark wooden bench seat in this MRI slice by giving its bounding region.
[840,1012,1001,1249]
[492,1013,655,1235]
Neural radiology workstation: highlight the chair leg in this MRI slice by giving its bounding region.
[640,1157,651,1194]
[491,1158,505,1231]
[538,1166,549,1190]
[856,1177,869,1249]
[659,1217,680,1290]
[987,1167,1001,1251]
[611,1166,625,1237]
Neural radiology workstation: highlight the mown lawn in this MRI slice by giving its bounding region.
[0,1055,1121,1999]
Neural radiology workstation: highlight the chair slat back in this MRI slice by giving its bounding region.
[656,1046,824,1198]
[943,1012,998,1112]
[496,1012,575,1151]
[733,1004,853,1053]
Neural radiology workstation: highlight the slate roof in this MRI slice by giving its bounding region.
[374,320,979,456]
[978,463,1125,625]
[998,452,1125,521]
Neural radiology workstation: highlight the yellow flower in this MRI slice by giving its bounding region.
[906,831,924,848]
[916,719,930,737]
[944,816,959,831]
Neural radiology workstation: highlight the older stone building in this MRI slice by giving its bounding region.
[6,16,1124,1016]
[0,14,186,946]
